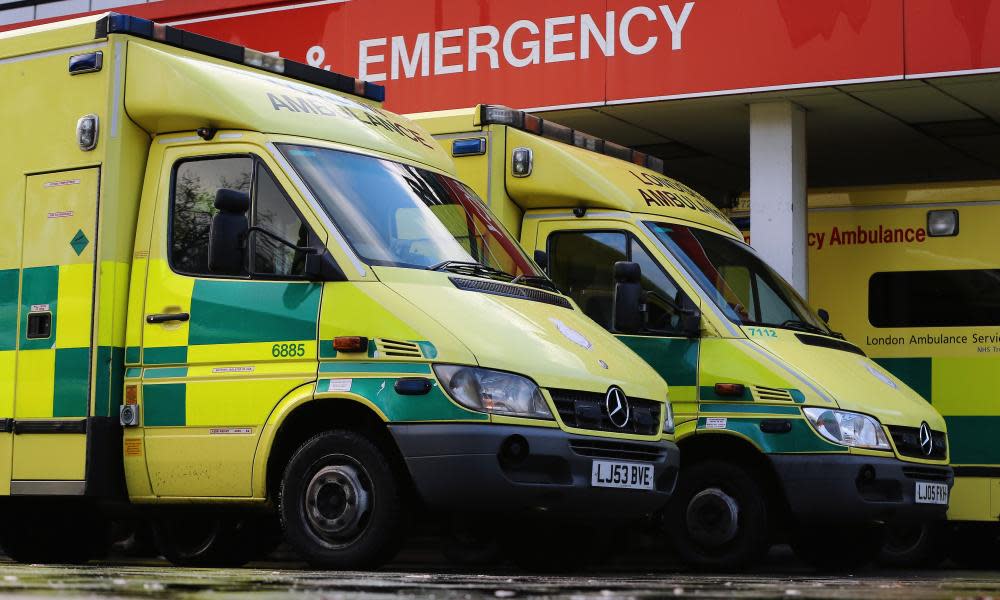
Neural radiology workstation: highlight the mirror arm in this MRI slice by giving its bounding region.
[248,226,318,254]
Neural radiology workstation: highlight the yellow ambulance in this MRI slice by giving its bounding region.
[803,181,1000,567]
[0,17,679,569]
[411,105,954,571]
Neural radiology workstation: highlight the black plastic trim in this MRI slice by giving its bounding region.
[449,276,572,309]
[795,332,866,356]
[13,420,87,434]
[953,466,1000,478]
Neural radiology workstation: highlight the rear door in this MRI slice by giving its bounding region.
[11,168,100,494]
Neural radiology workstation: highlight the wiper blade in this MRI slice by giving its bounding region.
[780,319,827,335]
[510,274,560,293]
[429,260,514,281]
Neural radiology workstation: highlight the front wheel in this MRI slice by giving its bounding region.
[279,430,408,569]
[663,460,770,571]
[879,521,946,568]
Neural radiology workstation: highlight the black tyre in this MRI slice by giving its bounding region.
[0,503,111,565]
[664,460,770,571]
[879,521,947,568]
[791,523,884,571]
[279,429,408,569]
[152,514,267,567]
[948,524,1000,569]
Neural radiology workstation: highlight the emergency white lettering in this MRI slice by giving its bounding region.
[357,3,696,81]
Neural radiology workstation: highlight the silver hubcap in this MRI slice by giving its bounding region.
[304,463,371,544]
[687,487,740,547]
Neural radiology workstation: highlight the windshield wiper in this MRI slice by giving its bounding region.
[510,274,560,293]
[779,319,828,335]
[429,260,515,281]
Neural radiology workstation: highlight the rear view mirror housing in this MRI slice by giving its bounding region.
[305,249,347,282]
[677,295,702,338]
[613,261,643,334]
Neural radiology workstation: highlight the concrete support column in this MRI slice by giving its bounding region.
[749,101,808,297]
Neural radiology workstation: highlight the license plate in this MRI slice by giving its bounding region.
[591,460,654,490]
[915,481,949,505]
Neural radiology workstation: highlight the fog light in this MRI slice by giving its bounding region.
[927,209,959,237]
[511,147,533,177]
[77,114,98,151]
[499,434,529,465]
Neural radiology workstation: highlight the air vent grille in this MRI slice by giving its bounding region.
[795,333,866,356]
[376,339,423,358]
[753,386,794,402]
[449,277,572,309]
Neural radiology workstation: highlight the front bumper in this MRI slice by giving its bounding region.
[390,423,679,517]
[771,454,953,524]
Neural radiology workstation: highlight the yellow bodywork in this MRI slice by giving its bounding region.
[805,180,1000,521]
[411,106,950,469]
[1,17,669,503]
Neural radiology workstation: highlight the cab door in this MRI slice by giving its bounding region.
[11,168,100,493]
[139,146,324,498]
[537,222,701,421]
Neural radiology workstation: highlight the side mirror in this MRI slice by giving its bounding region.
[817,308,830,324]
[208,189,249,275]
[678,295,702,337]
[612,261,643,334]
[533,249,548,274]
[305,249,347,282]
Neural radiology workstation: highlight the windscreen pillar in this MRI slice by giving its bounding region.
[749,101,808,296]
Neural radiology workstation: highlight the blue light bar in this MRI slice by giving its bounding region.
[95,13,385,104]
[452,138,487,156]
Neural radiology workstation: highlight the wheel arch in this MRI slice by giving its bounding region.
[252,386,407,503]
[677,432,793,529]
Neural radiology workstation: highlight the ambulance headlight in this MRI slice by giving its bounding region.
[803,408,891,450]
[434,365,553,420]
[663,399,674,434]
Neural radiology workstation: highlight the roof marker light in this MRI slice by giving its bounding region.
[512,147,533,177]
[452,138,487,157]
[927,209,959,237]
[244,48,284,74]
[68,51,102,75]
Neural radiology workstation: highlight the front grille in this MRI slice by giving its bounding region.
[376,338,422,358]
[754,386,793,402]
[449,277,572,309]
[902,466,952,482]
[887,425,947,460]
[569,439,666,462]
[549,388,661,436]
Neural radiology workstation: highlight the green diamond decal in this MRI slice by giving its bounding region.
[70,229,89,256]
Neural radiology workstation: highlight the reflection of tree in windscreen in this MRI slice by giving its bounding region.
[172,165,251,274]
[400,166,482,262]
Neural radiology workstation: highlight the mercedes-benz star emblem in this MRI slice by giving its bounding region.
[605,386,631,429]
[919,422,933,456]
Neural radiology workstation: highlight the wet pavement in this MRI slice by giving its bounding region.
[1,560,1000,599]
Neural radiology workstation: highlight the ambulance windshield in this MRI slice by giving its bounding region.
[278,144,540,278]
[648,222,831,334]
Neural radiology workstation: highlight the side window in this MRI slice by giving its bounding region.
[171,156,253,276]
[251,166,310,277]
[170,156,312,279]
[630,239,684,332]
[549,232,627,329]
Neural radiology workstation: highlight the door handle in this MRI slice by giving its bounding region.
[146,312,190,324]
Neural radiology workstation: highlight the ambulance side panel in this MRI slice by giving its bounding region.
[808,194,1000,521]
[0,30,149,497]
